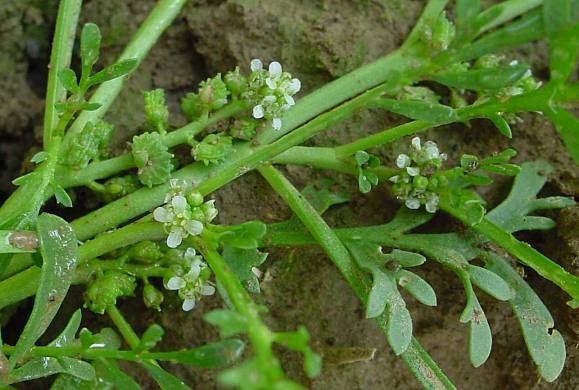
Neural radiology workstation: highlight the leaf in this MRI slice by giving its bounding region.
[7,357,95,384]
[147,339,245,368]
[94,359,141,390]
[355,150,369,165]
[487,113,512,138]
[378,99,459,123]
[218,221,267,250]
[222,246,268,293]
[455,0,480,42]
[547,23,579,85]
[58,69,79,94]
[204,309,248,337]
[53,184,73,207]
[274,326,321,378]
[542,0,578,36]
[468,265,512,301]
[140,362,192,390]
[386,249,426,267]
[135,324,164,353]
[64,120,114,169]
[485,253,566,381]
[433,64,529,91]
[132,132,174,187]
[89,59,138,87]
[358,172,373,194]
[467,296,492,368]
[545,108,579,163]
[48,309,82,347]
[80,23,101,79]
[301,179,351,214]
[81,102,103,111]
[9,213,79,368]
[396,269,437,306]
[487,160,575,233]
[30,151,48,164]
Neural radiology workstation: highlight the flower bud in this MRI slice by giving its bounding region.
[187,191,204,207]
[129,241,163,264]
[143,284,164,311]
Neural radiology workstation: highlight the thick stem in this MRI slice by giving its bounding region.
[43,0,83,148]
[107,306,141,349]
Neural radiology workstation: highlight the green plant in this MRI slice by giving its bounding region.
[0,0,577,388]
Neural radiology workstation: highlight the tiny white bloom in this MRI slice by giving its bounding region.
[263,95,277,104]
[425,194,439,213]
[266,78,277,90]
[153,207,170,223]
[250,58,263,72]
[405,198,421,209]
[184,220,204,236]
[284,94,295,106]
[269,61,282,76]
[167,276,186,290]
[251,267,263,278]
[252,105,265,119]
[396,154,411,168]
[411,137,421,151]
[172,195,188,213]
[406,166,420,176]
[182,298,196,311]
[272,118,282,130]
[509,60,519,66]
[423,141,440,160]
[200,284,216,296]
[167,229,183,248]
[389,175,399,183]
[288,78,301,94]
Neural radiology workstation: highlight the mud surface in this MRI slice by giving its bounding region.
[0,1,577,389]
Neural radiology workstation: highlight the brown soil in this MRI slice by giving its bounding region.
[0,1,577,389]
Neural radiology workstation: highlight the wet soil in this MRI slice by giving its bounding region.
[0,1,577,389]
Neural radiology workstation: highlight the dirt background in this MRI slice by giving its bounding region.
[0,0,578,389]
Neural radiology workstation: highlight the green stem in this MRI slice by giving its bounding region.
[258,164,456,390]
[199,243,284,382]
[43,0,83,148]
[475,0,543,34]
[107,306,140,349]
[442,204,579,306]
[64,0,188,141]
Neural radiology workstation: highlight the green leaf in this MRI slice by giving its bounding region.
[358,171,373,194]
[547,23,579,84]
[468,265,512,301]
[396,269,437,306]
[64,120,114,169]
[467,296,492,368]
[218,221,267,250]
[88,59,138,87]
[85,271,136,314]
[7,357,95,384]
[48,309,82,347]
[487,161,575,233]
[543,0,578,36]
[93,359,141,390]
[485,253,566,382]
[53,184,73,207]
[221,246,268,293]
[355,150,369,165]
[378,98,459,123]
[274,326,321,378]
[147,339,245,368]
[545,108,579,163]
[144,89,169,133]
[30,151,48,164]
[204,309,248,337]
[386,249,426,267]
[9,213,79,368]
[301,179,351,214]
[480,163,520,176]
[135,324,164,353]
[80,23,101,79]
[140,362,191,390]
[58,68,79,94]
[81,102,103,111]
[191,134,233,166]
[487,113,512,138]
[433,64,529,91]
[132,132,174,187]
[455,0,480,42]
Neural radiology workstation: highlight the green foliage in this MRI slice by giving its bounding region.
[132,132,174,187]
[191,133,234,166]
[355,151,380,193]
[433,64,529,91]
[85,271,136,314]
[63,120,114,169]
[80,23,102,82]
[378,98,458,123]
[9,214,79,368]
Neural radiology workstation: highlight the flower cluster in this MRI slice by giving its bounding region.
[390,137,448,213]
[244,59,301,131]
[164,248,215,311]
[154,179,218,248]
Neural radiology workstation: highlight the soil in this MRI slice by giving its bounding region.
[0,1,577,389]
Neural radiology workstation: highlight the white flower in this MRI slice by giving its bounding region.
[411,137,421,151]
[396,154,411,168]
[389,175,399,183]
[181,282,215,311]
[405,198,421,209]
[252,104,264,119]
[425,194,439,213]
[250,58,263,72]
[286,78,301,94]
[272,118,282,130]
[269,61,282,77]
[154,194,205,248]
[406,166,420,176]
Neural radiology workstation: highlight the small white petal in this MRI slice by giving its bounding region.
[411,137,421,151]
[440,153,448,161]
[153,207,170,223]
[188,262,202,280]
[263,95,277,104]
[272,118,282,130]
[172,195,188,212]
[405,198,421,209]
[396,154,411,168]
[269,61,282,76]
[509,60,519,66]
[252,105,264,119]
[251,267,263,278]
[167,276,186,290]
[524,69,532,78]
[184,247,196,259]
[426,195,439,213]
[288,78,301,94]
[266,78,277,90]
[182,298,196,311]
[250,59,263,72]
[200,284,216,296]
[389,175,399,183]
[406,166,420,176]
[424,141,440,159]
[284,94,295,106]
[184,220,204,236]
[167,230,183,248]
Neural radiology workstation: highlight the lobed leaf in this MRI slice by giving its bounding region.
[396,269,437,306]
[468,265,512,301]
[88,59,138,87]
[141,362,191,390]
[80,23,101,79]
[378,98,459,123]
[204,309,248,337]
[58,69,79,94]
[433,64,529,91]
[135,324,164,353]
[147,339,245,368]
[48,309,82,348]
[8,357,95,384]
[132,132,174,187]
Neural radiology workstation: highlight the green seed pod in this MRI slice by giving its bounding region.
[413,175,429,191]
[199,74,230,111]
[129,241,163,263]
[187,191,204,207]
[144,89,169,133]
[231,117,260,140]
[143,284,164,311]
[181,92,204,120]
[191,134,233,166]
[224,67,247,97]
[432,11,455,51]
[85,271,136,314]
